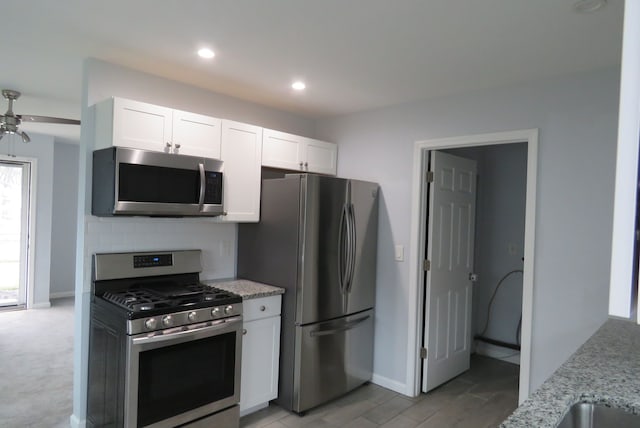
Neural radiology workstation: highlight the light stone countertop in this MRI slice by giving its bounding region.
[500,318,640,427]
[203,278,284,300]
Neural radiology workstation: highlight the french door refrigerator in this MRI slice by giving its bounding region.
[237,174,379,413]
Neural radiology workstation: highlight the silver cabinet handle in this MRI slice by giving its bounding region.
[260,305,266,311]
[174,143,181,149]
[242,329,247,335]
[304,161,308,168]
[299,161,304,169]
[166,142,172,148]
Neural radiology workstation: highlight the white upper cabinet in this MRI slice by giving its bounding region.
[218,120,263,222]
[95,97,222,159]
[172,109,222,158]
[305,138,338,175]
[262,128,337,175]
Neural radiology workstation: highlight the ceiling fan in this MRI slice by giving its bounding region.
[0,89,80,143]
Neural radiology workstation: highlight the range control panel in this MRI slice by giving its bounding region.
[133,253,173,268]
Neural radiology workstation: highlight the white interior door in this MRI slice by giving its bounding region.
[422,151,477,393]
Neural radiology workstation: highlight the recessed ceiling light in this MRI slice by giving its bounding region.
[292,81,306,91]
[197,48,215,59]
[573,0,607,13]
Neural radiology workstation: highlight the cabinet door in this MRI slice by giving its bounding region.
[262,129,304,170]
[304,138,338,175]
[172,110,222,159]
[240,316,281,413]
[219,120,262,222]
[112,98,173,152]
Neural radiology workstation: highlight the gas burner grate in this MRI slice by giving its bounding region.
[102,289,172,311]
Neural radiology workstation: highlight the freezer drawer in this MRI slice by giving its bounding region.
[293,309,374,412]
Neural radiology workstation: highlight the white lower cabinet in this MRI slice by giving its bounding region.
[240,295,282,416]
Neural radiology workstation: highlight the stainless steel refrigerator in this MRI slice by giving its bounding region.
[237,174,379,413]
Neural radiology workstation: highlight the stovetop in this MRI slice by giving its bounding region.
[99,282,242,319]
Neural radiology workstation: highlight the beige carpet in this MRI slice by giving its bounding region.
[0,297,74,428]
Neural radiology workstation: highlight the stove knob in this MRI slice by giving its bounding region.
[211,307,220,317]
[162,315,174,327]
[145,318,157,330]
[188,311,198,322]
[224,305,233,315]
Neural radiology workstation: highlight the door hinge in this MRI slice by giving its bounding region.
[420,347,427,359]
[423,260,431,271]
[426,171,434,183]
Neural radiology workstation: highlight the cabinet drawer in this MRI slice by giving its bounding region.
[243,295,281,321]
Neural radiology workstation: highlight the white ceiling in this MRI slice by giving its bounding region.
[0,0,624,143]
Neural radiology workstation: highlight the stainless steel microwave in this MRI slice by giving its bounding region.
[92,147,224,217]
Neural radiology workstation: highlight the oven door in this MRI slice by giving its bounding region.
[125,316,242,428]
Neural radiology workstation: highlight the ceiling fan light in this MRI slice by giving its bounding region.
[19,130,30,143]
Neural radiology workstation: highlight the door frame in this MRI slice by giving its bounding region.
[406,129,538,404]
[0,155,37,309]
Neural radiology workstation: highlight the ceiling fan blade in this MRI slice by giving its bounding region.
[18,114,80,125]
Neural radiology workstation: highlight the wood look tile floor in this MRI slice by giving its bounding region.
[240,355,519,428]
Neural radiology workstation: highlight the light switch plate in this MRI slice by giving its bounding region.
[395,244,404,262]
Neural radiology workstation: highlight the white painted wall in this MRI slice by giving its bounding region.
[445,144,527,346]
[314,68,619,395]
[50,142,79,298]
[1,134,54,308]
[71,59,316,426]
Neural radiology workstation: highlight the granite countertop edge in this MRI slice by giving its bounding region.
[500,318,640,427]
[202,278,284,300]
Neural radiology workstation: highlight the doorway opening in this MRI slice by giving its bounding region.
[407,129,538,404]
[0,158,34,310]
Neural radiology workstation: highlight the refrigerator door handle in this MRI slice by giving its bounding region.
[345,203,357,293]
[309,315,371,337]
[338,203,349,294]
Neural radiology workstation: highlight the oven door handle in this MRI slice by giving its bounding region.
[131,316,242,347]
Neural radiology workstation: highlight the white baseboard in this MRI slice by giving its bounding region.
[31,301,51,309]
[70,414,86,428]
[50,291,75,299]
[371,373,413,396]
[474,340,521,365]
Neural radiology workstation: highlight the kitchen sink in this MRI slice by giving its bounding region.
[556,402,640,428]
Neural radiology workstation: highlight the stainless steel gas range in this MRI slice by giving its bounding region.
[87,250,242,428]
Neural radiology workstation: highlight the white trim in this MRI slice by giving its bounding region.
[70,414,86,428]
[406,129,538,405]
[0,155,38,310]
[609,0,640,319]
[371,373,411,395]
[50,291,75,299]
[474,341,521,365]
[30,301,52,309]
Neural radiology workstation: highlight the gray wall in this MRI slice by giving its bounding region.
[49,142,79,298]
[0,134,54,308]
[446,144,527,346]
[314,68,619,394]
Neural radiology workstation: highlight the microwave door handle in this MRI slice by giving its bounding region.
[198,162,206,211]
